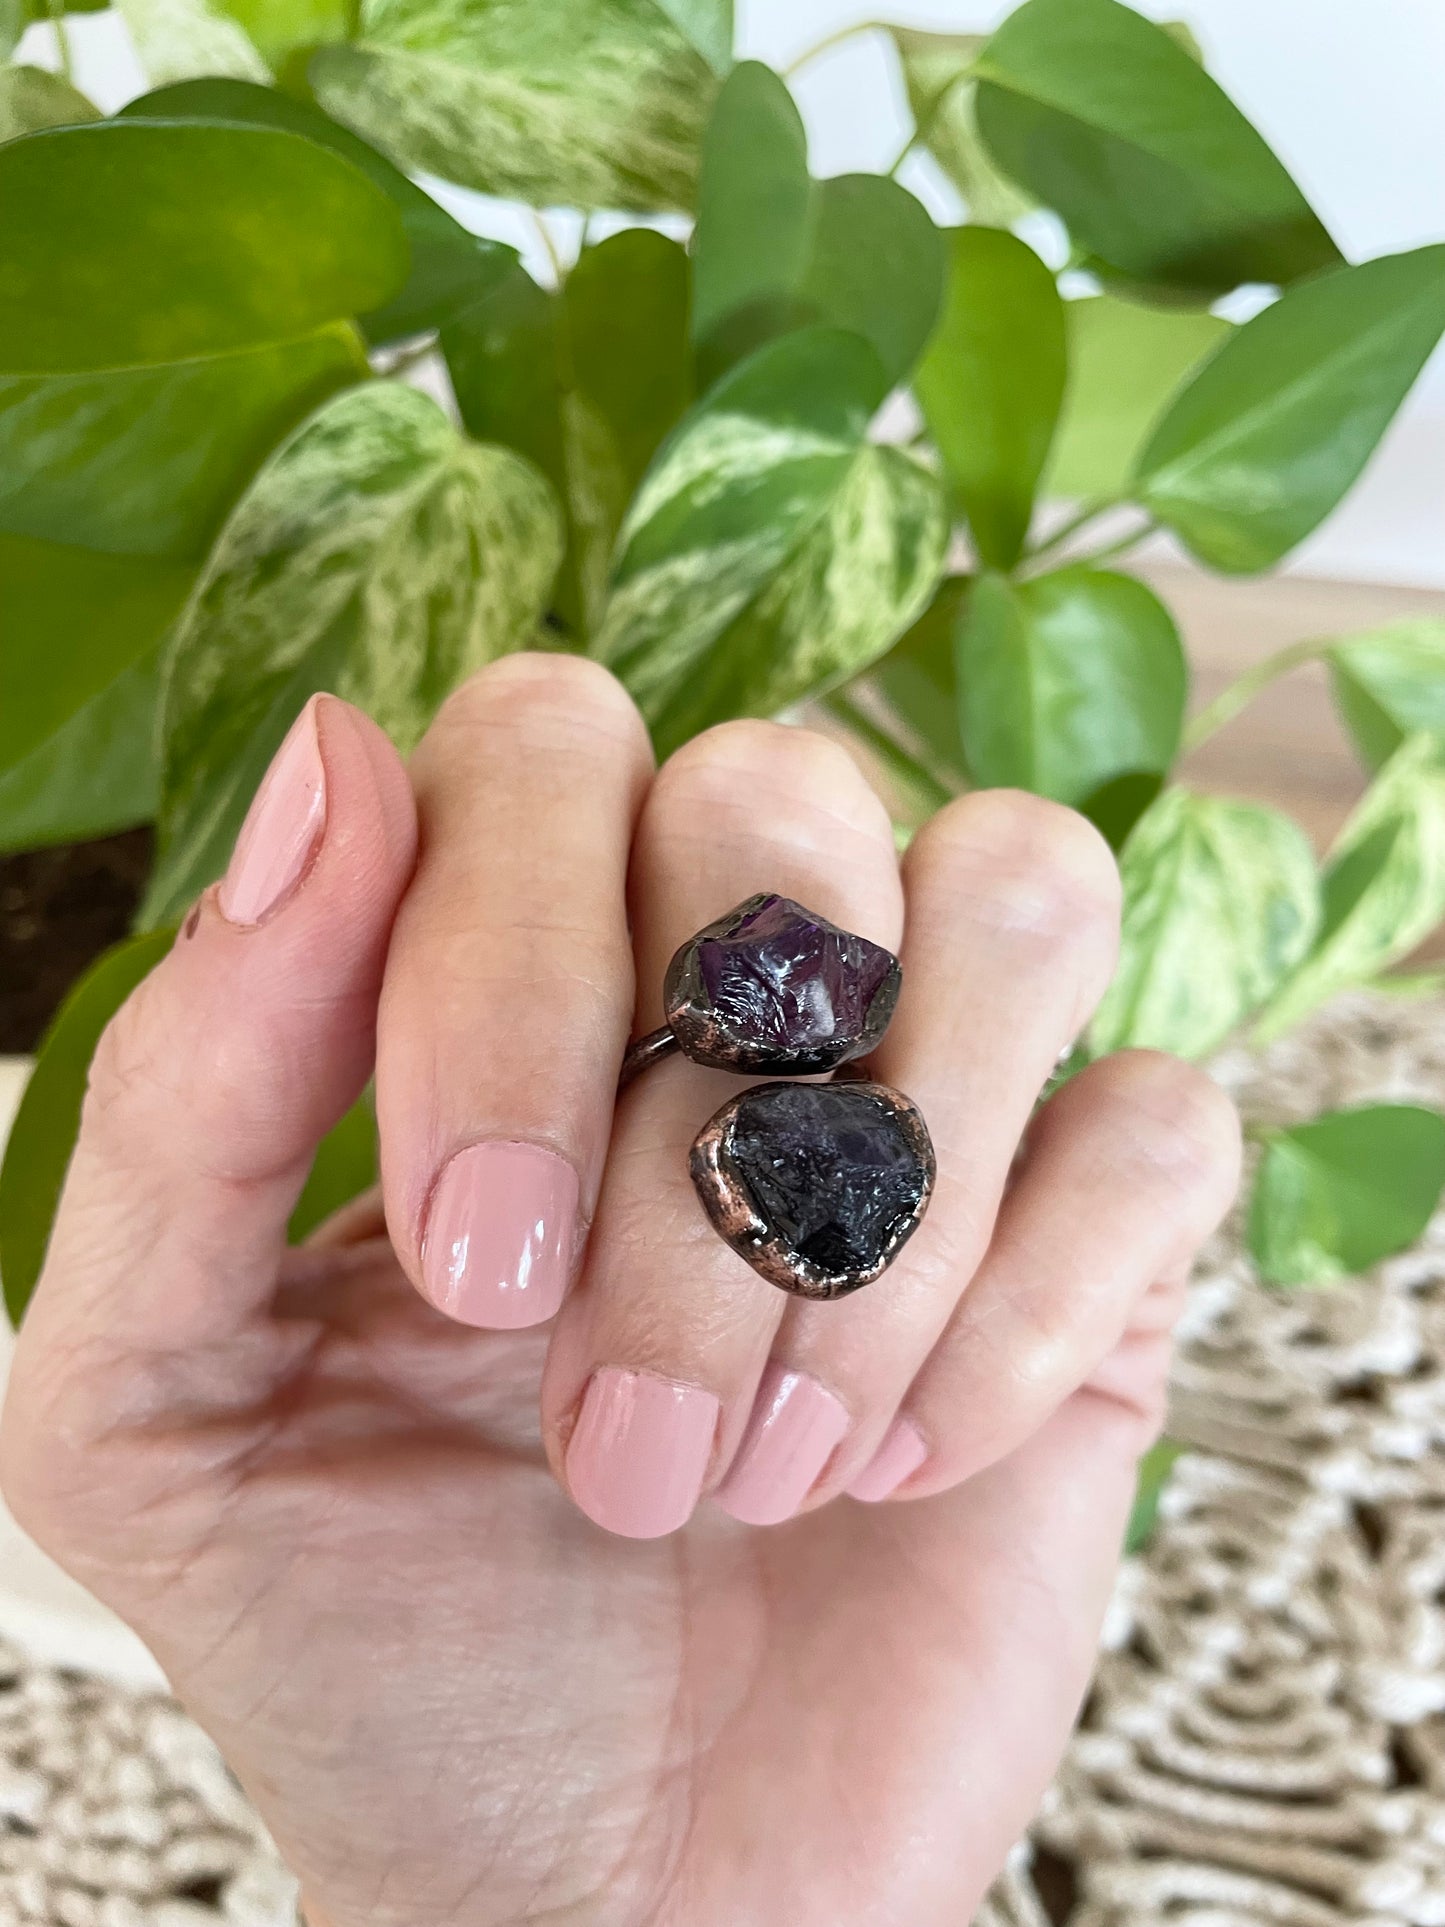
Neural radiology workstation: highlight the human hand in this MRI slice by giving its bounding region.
[1,657,1239,1926]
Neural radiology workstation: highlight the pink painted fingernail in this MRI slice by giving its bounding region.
[846,1416,929,1503]
[421,1142,578,1329]
[566,1368,718,1539]
[219,699,327,926]
[713,1365,849,1527]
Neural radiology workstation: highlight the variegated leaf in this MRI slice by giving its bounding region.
[1254,732,1445,1041]
[1089,789,1320,1061]
[1327,618,1445,771]
[0,66,101,141]
[311,0,719,212]
[116,0,270,83]
[142,382,563,925]
[596,328,949,758]
[890,29,1032,227]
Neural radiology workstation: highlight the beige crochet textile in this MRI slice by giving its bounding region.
[4,990,1445,1927]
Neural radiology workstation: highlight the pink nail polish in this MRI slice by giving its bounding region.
[566,1368,718,1539]
[846,1416,929,1503]
[421,1142,578,1329]
[713,1365,849,1527]
[219,700,327,926]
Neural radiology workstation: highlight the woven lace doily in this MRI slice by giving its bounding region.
[4,992,1445,1926]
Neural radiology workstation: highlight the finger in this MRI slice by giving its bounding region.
[849,1049,1241,1503]
[542,720,904,1537]
[19,695,417,1364]
[740,790,1122,1509]
[377,653,652,1330]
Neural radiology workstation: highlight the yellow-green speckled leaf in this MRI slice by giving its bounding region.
[142,382,562,926]
[1089,788,1320,1061]
[1254,732,1445,1042]
[596,328,948,758]
[311,0,719,211]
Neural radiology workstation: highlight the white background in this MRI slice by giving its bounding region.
[20,0,1445,586]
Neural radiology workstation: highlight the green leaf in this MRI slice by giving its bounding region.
[596,328,949,760]
[872,575,971,784]
[1254,732,1445,1041]
[209,0,345,67]
[652,0,731,74]
[1248,1104,1445,1287]
[954,568,1186,812]
[914,226,1064,569]
[116,0,270,84]
[0,65,100,140]
[691,61,944,389]
[444,231,693,639]
[310,0,720,212]
[890,29,1032,228]
[973,0,1340,299]
[1,0,24,57]
[288,1093,378,1242]
[1046,295,1230,502]
[1135,247,1445,575]
[0,120,405,558]
[1125,1438,1183,1554]
[0,647,164,853]
[0,532,191,783]
[123,79,518,346]
[1326,619,1445,772]
[1,929,175,1328]
[143,380,563,926]
[1089,789,1320,1060]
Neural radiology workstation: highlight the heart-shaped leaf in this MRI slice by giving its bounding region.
[1089,789,1319,1060]
[1046,295,1230,503]
[143,381,563,926]
[595,327,949,760]
[311,0,720,212]
[872,576,972,786]
[1249,1104,1445,1287]
[973,0,1339,298]
[1327,619,1445,772]
[0,120,405,558]
[889,29,1032,228]
[123,78,518,345]
[691,61,944,389]
[0,65,100,140]
[208,0,346,68]
[1254,732,1445,1041]
[444,231,693,639]
[0,648,164,853]
[1,928,176,1329]
[954,567,1186,816]
[1135,247,1445,575]
[914,226,1064,569]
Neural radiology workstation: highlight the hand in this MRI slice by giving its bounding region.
[0,657,1239,1927]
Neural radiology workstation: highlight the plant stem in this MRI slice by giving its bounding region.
[529,210,566,288]
[885,131,916,179]
[1025,498,1116,567]
[1182,636,1330,752]
[46,0,74,80]
[823,690,955,813]
[1078,516,1160,571]
[782,19,886,77]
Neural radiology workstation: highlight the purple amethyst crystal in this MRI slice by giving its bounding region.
[665,894,901,1074]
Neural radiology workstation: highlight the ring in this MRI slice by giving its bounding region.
[621,894,936,1298]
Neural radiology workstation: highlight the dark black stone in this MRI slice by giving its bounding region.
[728,1083,929,1277]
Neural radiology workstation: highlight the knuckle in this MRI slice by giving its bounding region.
[909,789,1121,942]
[1095,1050,1243,1202]
[430,650,649,763]
[659,719,890,840]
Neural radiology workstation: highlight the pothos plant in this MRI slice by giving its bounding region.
[4,0,1445,1391]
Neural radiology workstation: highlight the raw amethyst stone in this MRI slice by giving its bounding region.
[729,1083,930,1284]
[667,894,901,1074]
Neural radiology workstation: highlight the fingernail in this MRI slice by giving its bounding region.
[421,1141,579,1329]
[219,700,327,926]
[846,1416,929,1504]
[713,1365,849,1527]
[566,1368,718,1539]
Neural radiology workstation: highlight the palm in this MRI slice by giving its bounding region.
[34,1233,1123,1927]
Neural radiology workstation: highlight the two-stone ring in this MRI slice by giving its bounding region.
[620,894,936,1301]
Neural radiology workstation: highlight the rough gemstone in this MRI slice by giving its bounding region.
[691,894,897,1068]
[728,1083,929,1279]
